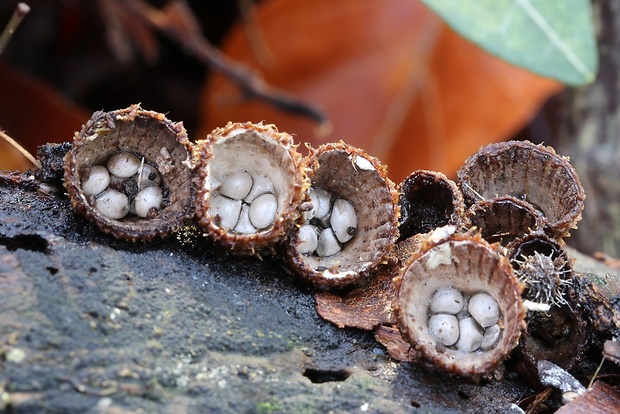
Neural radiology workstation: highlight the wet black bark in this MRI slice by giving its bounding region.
[0,178,535,413]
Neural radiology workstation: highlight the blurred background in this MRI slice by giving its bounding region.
[1,0,617,257]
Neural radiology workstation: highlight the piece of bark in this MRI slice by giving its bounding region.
[314,263,398,331]
[556,381,620,414]
[374,325,417,363]
[313,234,425,331]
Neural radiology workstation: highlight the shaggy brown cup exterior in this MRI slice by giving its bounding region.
[64,105,195,241]
[457,140,585,238]
[285,142,399,289]
[395,230,526,380]
[195,122,308,254]
[463,196,546,246]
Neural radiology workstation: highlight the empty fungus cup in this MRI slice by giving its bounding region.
[457,140,585,238]
[63,105,195,241]
[463,196,546,246]
[397,169,465,242]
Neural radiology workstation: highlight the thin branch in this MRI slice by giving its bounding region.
[0,3,30,56]
[0,129,40,169]
[122,0,328,126]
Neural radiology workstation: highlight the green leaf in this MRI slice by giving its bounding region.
[421,0,598,86]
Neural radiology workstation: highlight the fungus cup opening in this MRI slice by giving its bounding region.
[465,196,545,246]
[457,141,584,237]
[398,170,465,241]
[396,237,526,378]
[196,123,306,253]
[509,234,568,264]
[64,106,195,241]
[286,143,398,288]
[206,131,290,220]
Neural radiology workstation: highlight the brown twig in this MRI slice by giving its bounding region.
[121,0,328,126]
[0,3,30,56]
[0,129,40,169]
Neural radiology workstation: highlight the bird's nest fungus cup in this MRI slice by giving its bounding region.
[285,142,399,289]
[397,169,465,242]
[195,122,308,254]
[457,140,585,238]
[64,105,195,241]
[395,230,526,380]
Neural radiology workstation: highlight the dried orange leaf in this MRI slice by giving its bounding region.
[314,264,397,331]
[199,0,562,181]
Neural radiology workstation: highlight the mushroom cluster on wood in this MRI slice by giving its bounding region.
[62,107,619,389]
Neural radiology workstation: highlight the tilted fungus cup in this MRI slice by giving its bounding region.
[195,122,308,254]
[457,140,585,238]
[397,170,465,242]
[285,142,399,289]
[395,230,526,380]
[64,105,195,241]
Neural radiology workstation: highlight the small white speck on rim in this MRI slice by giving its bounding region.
[353,156,375,171]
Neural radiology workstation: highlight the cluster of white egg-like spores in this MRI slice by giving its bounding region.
[428,287,502,353]
[296,187,358,257]
[209,171,279,234]
[81,151,164,220]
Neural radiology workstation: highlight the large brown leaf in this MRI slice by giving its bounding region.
[198,0,562,181]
